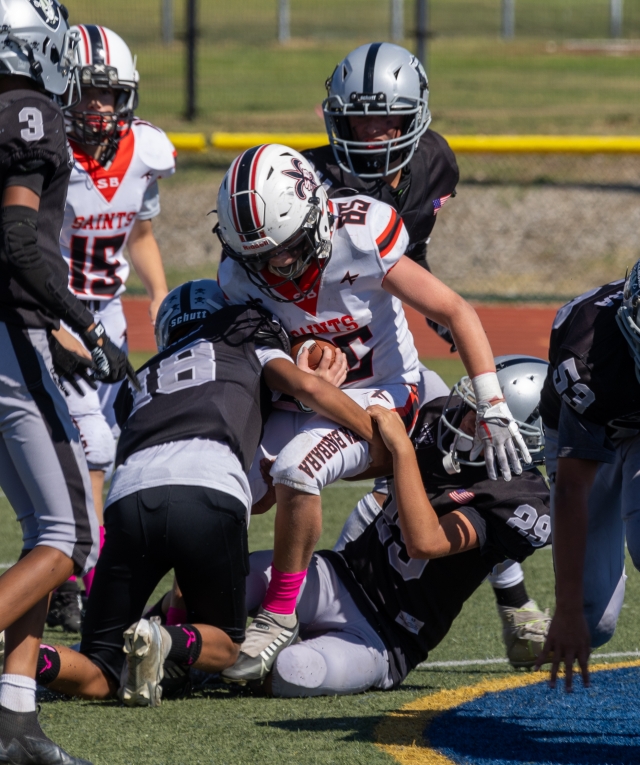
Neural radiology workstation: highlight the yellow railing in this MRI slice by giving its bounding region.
[167,132,640,154]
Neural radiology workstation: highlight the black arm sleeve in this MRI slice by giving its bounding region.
[0,205,94,333]
[4,166,47,196]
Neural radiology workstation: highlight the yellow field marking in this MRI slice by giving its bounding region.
[375,659,640,765]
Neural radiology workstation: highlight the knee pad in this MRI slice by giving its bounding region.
[271,644,327,697]
[487,560,524,589]
[72,413,116,471]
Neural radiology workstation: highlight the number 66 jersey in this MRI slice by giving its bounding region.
[60,119,175,300]
[218,194,420,391]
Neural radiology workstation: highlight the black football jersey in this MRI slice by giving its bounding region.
[0,89,73,329]
[539,280,640,441]
[114,306,289,471]
[304,130,459,265]
[321,396,550,685]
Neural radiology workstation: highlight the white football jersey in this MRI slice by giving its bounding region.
[61,119,176,300]
[218,195,420,389]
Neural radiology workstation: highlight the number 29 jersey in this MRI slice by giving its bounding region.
[60,119,176,300]
[218,195,420,389]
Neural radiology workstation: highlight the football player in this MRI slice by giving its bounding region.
[34,280,387,707]
[0,2,134,763]
[216,144,531,682]
[48,26,175,630]
[240,357,551,696]
[536,261,640,690]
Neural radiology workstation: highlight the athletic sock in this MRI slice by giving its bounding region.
[262,566,306,615]
[82,525,105,597]
[493,580,529,609]
[165,625,202,667]
[0,675,36,713]
[166,607,187,626]
[36,644,61,686]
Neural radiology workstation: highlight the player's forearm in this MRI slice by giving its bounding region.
[128,221,168,301]
[295,376,374,442]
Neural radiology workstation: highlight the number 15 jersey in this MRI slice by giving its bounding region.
[60,119,176,300]
[218,195,420,389]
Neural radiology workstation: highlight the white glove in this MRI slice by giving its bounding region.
[470,400,532,481]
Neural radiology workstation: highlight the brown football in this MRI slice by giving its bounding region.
[290,334,336,371]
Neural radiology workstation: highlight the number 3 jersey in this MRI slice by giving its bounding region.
[60,119,176,300]
[321,396,551,686]
[218,194,420,389]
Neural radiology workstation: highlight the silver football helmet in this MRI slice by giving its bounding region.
[0,0,80,104]
[616,259,640,383]
[438,355,549,473]
[155,280,226,352]
[323,42,431,178]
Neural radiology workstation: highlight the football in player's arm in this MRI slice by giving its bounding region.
[536,265,640,690]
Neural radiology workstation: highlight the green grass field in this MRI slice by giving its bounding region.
[2,357,639,764]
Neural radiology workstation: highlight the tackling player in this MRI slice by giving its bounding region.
[47,25,175,631]
[0,2,133,763]
[216,144,531,682]
[536,262,640,690]
[34,280,387,708]
[233,357,551,695]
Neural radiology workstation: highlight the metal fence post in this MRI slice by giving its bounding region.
[416,0,428,71]
[185,0,197,120]
[501,0,515,39]
[390,0,404,42]
[161,0,173,45]
[278,0,290,44]
[611,0,623,38]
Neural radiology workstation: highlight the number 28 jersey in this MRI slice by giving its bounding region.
[60,119,176,300]
[218,195,420,389]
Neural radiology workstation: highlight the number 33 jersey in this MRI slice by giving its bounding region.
[60,119,176,300]
[218,194,420,389]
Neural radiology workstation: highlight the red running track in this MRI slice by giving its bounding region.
[123,297,560,360]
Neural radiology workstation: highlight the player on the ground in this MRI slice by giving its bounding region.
[0,2,134,762]
[232,356,551,695]
[34,280,387,707]
[535,262,640,690]
[46,25,175,632]
[216,144,532,682]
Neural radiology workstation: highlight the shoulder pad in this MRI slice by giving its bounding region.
[132,120,176,177]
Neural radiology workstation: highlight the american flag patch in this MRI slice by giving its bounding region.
[449,488,475,504]
[433,194,452,213]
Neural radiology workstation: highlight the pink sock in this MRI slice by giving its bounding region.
[262,566,306,615]
[166,607,187,626]
[82,526,105,597]
[67,576,76,583]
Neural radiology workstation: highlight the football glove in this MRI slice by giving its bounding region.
[49,335,97,397]
[470,400,531,482]
[82,322,141,391]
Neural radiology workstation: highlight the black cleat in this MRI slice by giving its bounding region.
[0,704,93,764]
[46,581,83,633]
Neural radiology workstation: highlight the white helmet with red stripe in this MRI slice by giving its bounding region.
[67,25,139,156]
[216,144,333,303]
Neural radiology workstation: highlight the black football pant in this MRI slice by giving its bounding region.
[80,485,249,683]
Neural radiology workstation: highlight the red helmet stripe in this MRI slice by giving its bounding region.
[229,156,244,241]
[249,144,268,231]
[98,26,110,65]
[78,25,91,64]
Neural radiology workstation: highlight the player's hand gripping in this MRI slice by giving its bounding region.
[470,400,531,481]
[535,607,591,692]
[366,405,412,456]
[49,327,97,397]
[81,321,141,391]
[297,345,348,387]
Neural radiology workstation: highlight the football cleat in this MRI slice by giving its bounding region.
[120,617,171,708]
[498,599,551,669]
[221,608,299,684]
[0,704,93,764]
[46,581,83,633]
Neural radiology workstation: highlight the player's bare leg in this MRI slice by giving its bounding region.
[272,487,322,573]
[89,470,105,525]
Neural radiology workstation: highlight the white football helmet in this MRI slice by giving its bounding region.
[0,0,80,104]
[155,280,226,352]
[66,25,139,158]
[216,144,333,303]
[616,259,640,383]
[323,42,431,178]
[438,355,549,473]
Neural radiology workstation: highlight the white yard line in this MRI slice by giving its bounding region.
[0,562,16,569]
[416,649,640,670]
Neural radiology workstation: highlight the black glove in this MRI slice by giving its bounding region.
[49,335,97,397]
[82,322,141,391]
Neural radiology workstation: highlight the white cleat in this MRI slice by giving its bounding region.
[498,599,551,669]
[120,616,171,707]
[221,608,299,684]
